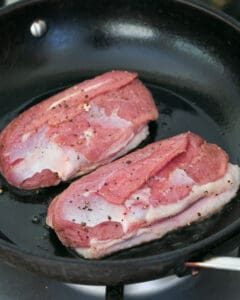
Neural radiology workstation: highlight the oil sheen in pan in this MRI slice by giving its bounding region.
[0,83,239,260]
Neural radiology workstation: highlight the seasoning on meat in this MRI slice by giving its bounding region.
[47,132,240,259]
[0,71,158,189]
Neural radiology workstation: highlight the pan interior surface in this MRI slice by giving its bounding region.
[0,0,240,283]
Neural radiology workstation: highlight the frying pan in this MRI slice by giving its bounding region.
[1,0,240,298]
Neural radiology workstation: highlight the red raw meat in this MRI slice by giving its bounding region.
[0,71,158,189]
[47,132,240,258]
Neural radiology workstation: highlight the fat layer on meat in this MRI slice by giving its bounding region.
[47,132,240,258]
[0,71,158,189]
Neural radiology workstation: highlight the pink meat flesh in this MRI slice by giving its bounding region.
[0,71,158,189]
[47,132,240,258]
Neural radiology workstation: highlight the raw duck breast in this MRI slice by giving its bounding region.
[0,71,158,189]
[47,132,240,259]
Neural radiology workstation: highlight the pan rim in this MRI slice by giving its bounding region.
[0,0,240,275]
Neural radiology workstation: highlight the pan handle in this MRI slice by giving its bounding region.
[186,256,240,272]
[105,284,124,300]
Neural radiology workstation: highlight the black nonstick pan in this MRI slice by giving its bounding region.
[1,0,240,297]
